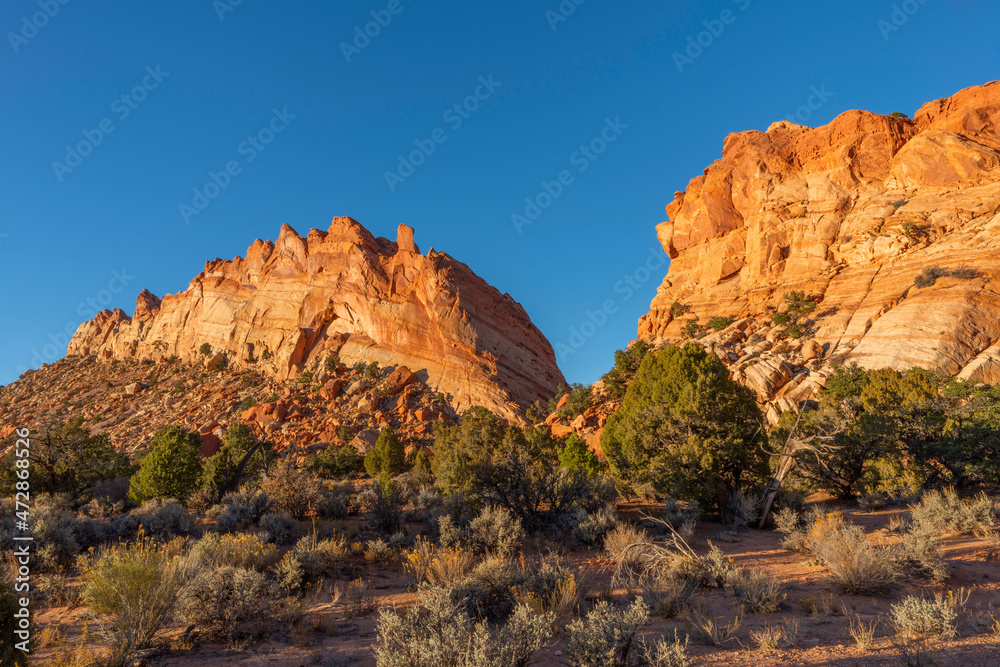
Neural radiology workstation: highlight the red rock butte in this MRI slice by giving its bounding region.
[639,81,1000,419]
[68,218,566,423]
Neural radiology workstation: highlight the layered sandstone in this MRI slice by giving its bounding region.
[639,82,1000,418]
[68,218,565,422]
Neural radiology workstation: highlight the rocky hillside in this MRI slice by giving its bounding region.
[67,218,565,423]
[635,81,1000,421]
[0,354,452,462]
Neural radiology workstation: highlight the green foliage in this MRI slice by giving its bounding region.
[201,422,271,502]
[602,341,652,400]
[707,316,734,332]
[555,383,594,420]
[558,434,604,478]
[889,111,910,120]
[0,418,131,500]
[199,342,213,356]
[306,443,364,479]
[600,344,769,516]
[669,301,689,319]
[128,426,203,505]
[365,361,382,380]
[680,318,701,338]
[432,408,613,529]
[915,266,980,288]
[365,427,408,480]
[771,291,815,338]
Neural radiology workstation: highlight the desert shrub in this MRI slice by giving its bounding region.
[468,505,525,558]
[559,433,605,478]
[773,507,808,552]
[0,576,32,666]
[259,512,297,545]
[128,426,203,505]
[403,538,476,588]
[374,586,551,667]
[133,499,195,540]
[707,316,733,332]
[660,498,700,530]
[722,490,760,530]
[276,536,350,592]
[808,513,899,595]
[365,427,408,480]
[637,633,695,667]
[566,598,650,667]
[701,544,738,588]
[641,574,699,619]
[571,504,620,547]
[362,479,406,533]
[511,557,583,631]
[600,344,769,518]
[190,532,279,571]
[909,489,996,536]
[29,506,83,573]
[555,383,594,420]
[729,568,784,613]
[82,534,195,667]
[365,538,396,564]
[216,488,273,532]
[448,557,525,621]
[199,342,213,356]
[890,590,967,639]
[180,566,286,645]
[682,607,741,647]
[604,525,653,564]
[261,458,329,520]
[902,524,950,582]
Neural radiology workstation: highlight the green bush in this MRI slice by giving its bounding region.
[199,342,213,356]
[200,421,272,502]
[559,434,604,478]
[365,427,408,480]
[305,443,364,479]
[565,598,649,667]
[600,344,769,517]
[128,426,203,505]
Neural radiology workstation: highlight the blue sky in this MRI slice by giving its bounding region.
[1,0,997,388]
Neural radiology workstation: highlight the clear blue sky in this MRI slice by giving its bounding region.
[1,0,997,388]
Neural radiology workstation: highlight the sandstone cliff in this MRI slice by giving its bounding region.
[67,218,565,422]
[639,82,1000,421]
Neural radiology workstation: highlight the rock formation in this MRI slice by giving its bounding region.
[67,218,565,422]
[638,81,1000,421]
